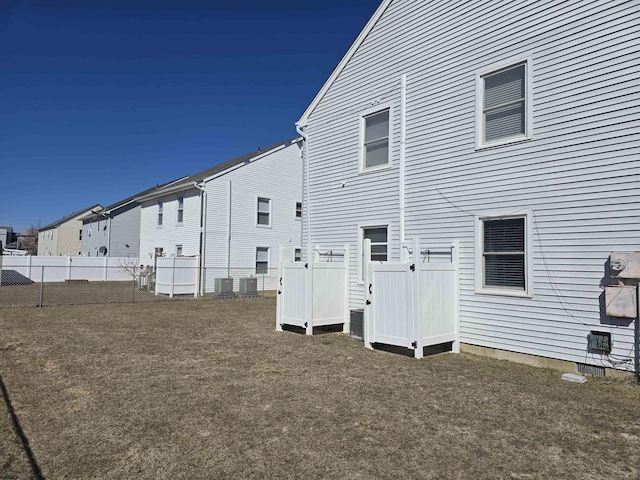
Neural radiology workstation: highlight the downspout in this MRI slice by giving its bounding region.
[227,180,232,278]
[399,74,407,244]
[194,182,207,295]
[296,123,311,248]
[107,216,112,256]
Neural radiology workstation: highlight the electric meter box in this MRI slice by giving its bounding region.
[609,252,640,279]
[604,285,637,319]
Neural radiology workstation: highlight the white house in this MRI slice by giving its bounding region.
[295,0,639,372]
[137,138,303,292]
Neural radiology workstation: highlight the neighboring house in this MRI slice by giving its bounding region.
[137,138,303,292]
[37,205,102,256]
[0,226,13,249]
[80,180,185,258]
[296,0,639,370]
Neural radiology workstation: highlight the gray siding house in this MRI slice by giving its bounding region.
[81,183,183,258]
[296,0,640,372]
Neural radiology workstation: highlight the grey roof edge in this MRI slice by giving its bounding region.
[39,204,103,231]
[80,176,188,222]
[136,137,302,203]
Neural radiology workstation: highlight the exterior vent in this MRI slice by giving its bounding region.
[214,278,234,297]
[350,310,364,341]
[577,363,605,377]
[239,278,258,297]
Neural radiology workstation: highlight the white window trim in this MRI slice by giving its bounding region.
[294,247,302,262]
[295,201,302,220]
[176,196,184,226]
[359,103,393,174]
[357,222,390,284]
[256,196,272,229]
[474,209,534,298]
[175,244,183,256]
[255,246,271,276]
[475,55,533,150]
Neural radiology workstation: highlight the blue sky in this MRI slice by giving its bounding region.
[0,0,381,230]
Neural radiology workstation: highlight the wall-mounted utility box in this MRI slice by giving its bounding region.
[588,331,612,355]
[609,252,640,279]
[605,285,637,318]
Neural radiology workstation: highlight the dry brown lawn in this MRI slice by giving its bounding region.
[0,299,639,479]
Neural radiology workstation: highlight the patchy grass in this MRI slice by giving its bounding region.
[0,299,639,479]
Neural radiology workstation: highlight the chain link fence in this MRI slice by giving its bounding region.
[0,264,280,308]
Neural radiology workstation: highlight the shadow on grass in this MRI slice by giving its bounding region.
[0,375,44,480]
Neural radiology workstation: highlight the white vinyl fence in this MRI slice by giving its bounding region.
[364,238,459,359]
[276,245,350,335]
[1,256,138,283]
[155,256,199,297]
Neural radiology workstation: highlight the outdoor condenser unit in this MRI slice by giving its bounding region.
[214,278,234,296]
[239,277,258,296]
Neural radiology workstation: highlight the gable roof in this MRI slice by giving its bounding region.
[80,177,187,222]
[296,0,393,127]
[136,137,301,202]
[39,204,103,232]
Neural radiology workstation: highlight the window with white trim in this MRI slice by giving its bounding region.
[79,229,82,241]
[256,247,269,274]
[294,248,302,262]
[477,215,530,294]
[177,196,184,224]
[479,61,529,147]
[176,244,183,256]
[257,197,271,226]
[360,226,388,281]
[157,202,163,226]
[295,202,302,219]
[361,108,390,170]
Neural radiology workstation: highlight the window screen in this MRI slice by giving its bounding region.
[256,247,269,274]
[257,198,270,226]
[363,110,390,169]
[483,217,525,290]
[483,63,526,143]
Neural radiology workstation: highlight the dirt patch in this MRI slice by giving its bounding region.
[0,298,639,479]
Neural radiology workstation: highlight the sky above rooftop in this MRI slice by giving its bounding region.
[0,0,381,230]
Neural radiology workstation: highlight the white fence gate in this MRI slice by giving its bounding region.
[276,245,349,335]
[364,238,459,359]
[155,256,199,297]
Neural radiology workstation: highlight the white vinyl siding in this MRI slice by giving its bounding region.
[139,191,201,262]
[257,197,271,227]
[302,0,639,368]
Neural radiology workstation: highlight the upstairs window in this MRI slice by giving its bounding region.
[177,196,184,224]
[157,202,163,226]
[478,59,530,147]
[361,108,390,171]
[295,202,302,219]
[79,229,82,241]
[257,197,271,227]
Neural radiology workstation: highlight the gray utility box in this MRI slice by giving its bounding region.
[214,278,234,297]
[239,277,258,296]
[350,310,364,341]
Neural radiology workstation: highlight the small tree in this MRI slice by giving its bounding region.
[19,227,38,255]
